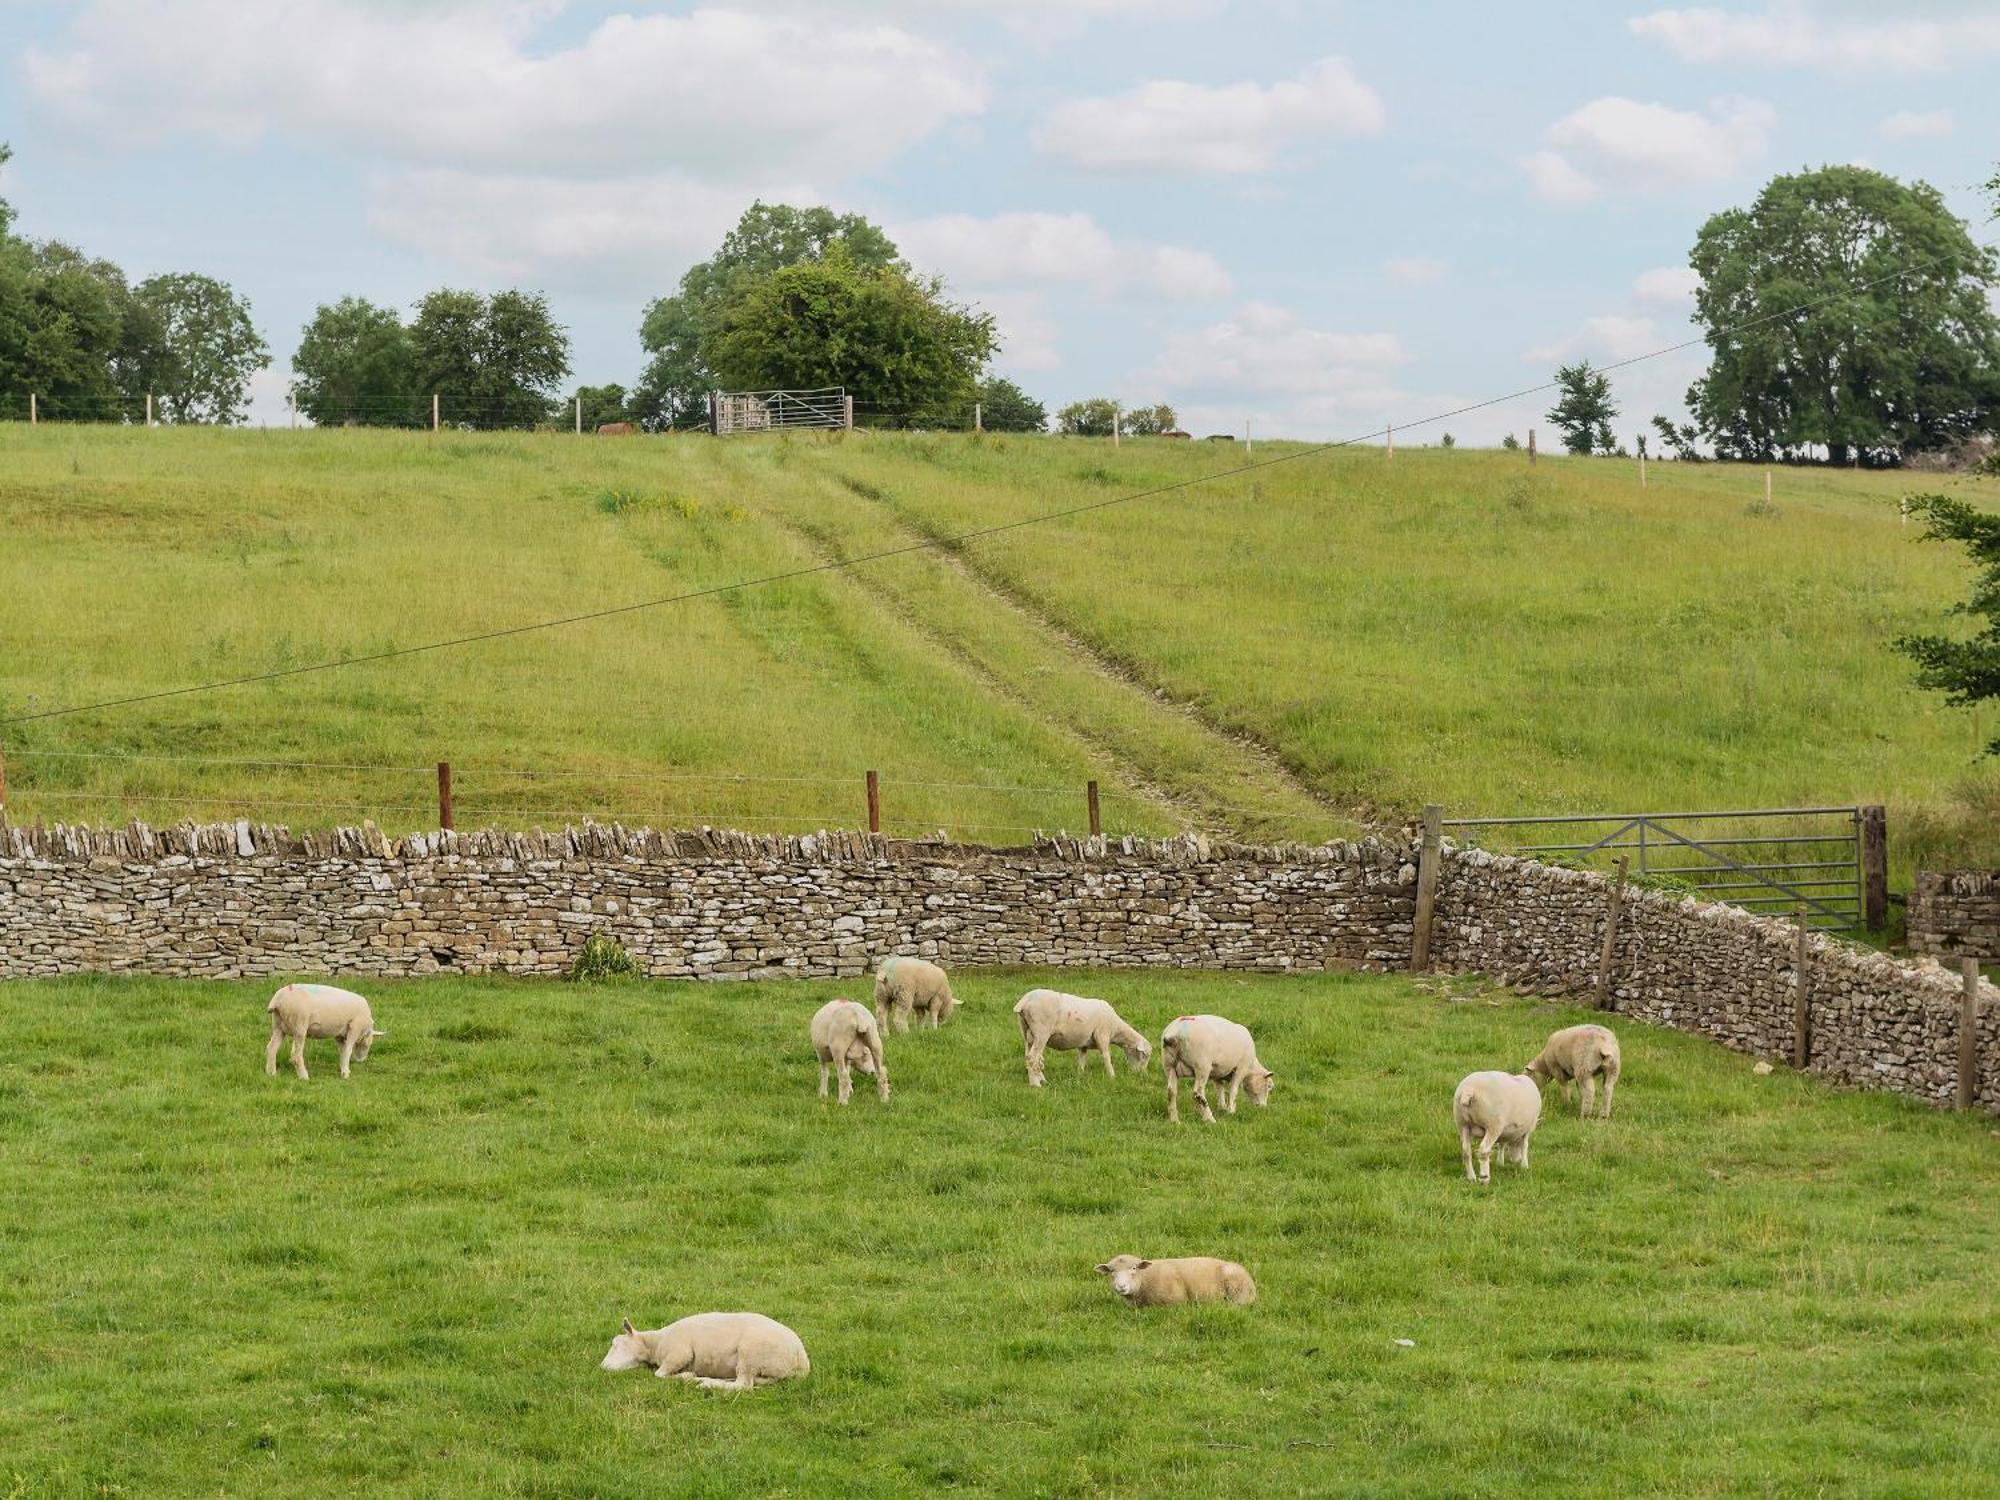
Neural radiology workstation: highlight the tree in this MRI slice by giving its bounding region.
[635,203,901,428]
[0,239,133,420]
[1500,432,1520,451]
[0,142,14,240]
[410,288,570,430]
[131,273,269,424]
[1545,362,1618,455]
[569,382,632,430]
[1686,166,2000,464]
[975,375,1046,433]
[1650,414,1705,462]
[1122,402,1178,435]
[707,246,993,423]
[1896,494,2000,753]
[292,297,419,426]
[1056,397,1119,437]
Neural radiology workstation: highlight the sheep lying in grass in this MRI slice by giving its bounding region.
[1454,1070,1543,1184]
[1094,1255,1257,1307]
[1160,1015,1273,1124]
[873,956,958,1032]
[600,1313,810,1390]
[1013,988,1150,1085]
[1525,1023,1622,1119]
[811,998,889,1105]
[265,983,383,1081]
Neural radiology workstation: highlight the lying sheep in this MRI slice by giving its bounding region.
[600,1313,810,1390]
[1160,1015,1273,1124]
[873,956,958,1032]
[1454,1070,1543,1184]
[1094,1254,1257,1308]
[1525,1023,1622,1119]
[811,998,889,1105]
[265,982,383,1081]
[1013,988,1150,1086]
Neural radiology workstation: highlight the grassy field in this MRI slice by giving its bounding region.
[1,970,1995,1497]
[2,424,1996,878]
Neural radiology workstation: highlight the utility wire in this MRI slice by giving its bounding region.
[1,252,1968,730]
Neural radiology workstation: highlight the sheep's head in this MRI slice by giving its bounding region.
[1245,1067,1275,1107]
[600,1319,652,1372]
[354,1027,384,1062]
[1522,1058,1552,1086]
[1120,1034,1153,1071]
[1094,1255,1149,1299]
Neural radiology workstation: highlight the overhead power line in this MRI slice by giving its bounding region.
[0,252,1971,729]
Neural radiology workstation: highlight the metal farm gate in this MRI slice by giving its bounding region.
[709,387,851,435]
[1442,805,1887,932]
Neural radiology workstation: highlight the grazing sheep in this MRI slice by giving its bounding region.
[1159,1015,1273,1124]
[1453,1070,1543,1184]
[811,998,889,1105]
[600,1313,809,1390]
[1013,988,1151,1085]
[872,956,958,1032]
[1094,1255,1257,1308]
[1524,1023,1622,1119]
[264,983,383,1081]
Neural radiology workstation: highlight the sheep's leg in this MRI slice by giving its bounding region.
[835,1054,853,1105]
[1578,1073,1595,1119]
[892,1000,911,1034]
[870,1037,890,1102]
[1097,1035,1117,1079]
[1192,1063,1217,1124]
[1477,1126,1500,1183]
[265,1022,284,1076]
[1516,1132,1531,1170]
[1025,1030,1048,1087]
[290,1035,309,1081]
[337,1031,357,1080]
[817,1056,830,1099]
[1076,1047,1088,1073]
[1459,1126,1477,1182]
[1166,1066,1181,1124]
[1223,1072,1242,1114]
[1599,1068,1617,1119]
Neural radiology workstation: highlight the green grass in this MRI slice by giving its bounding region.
[1,970,1995,1496]
[2,425,1996,876]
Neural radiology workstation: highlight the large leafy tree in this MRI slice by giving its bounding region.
[707,246,993,422]
[1056,397,1119,437]
[568,382,633,430]
[0,239,134,420]
[1896,494,2000,754]
[1686,166,1999,464]
[1545,361,1618,454]
[410,288,570,430]
[634,203,901,428]
[1122,402,1178,435]
[976,375,1047,433]
[292,297,419,426]
[132,272,269,424]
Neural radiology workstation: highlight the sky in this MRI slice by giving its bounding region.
[0,0,1995,440]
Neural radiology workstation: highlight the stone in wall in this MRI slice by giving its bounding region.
[1908,870,1999,960]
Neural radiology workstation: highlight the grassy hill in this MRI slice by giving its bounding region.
[2,424,1995,881]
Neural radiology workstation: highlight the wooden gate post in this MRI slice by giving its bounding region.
[1792,906,1811,1069]
[1859,805,1887,931]
[436,761,453,831]
[1960,958,1982,1111]
[1595,855,1629,1010]
[0,744,8,818]
[1410,804,1442,973]
[866,770,880,835]
[1086,780,1101,838]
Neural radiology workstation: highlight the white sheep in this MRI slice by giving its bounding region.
[1160,1014,1273,1124]
[1013,988,1151,1086]
[599,1313,810,1390]
[1524,1023,1622,1119]
[872,956,958,1032]
[1094,1254,1257,1307]
[1453,1070,1543,1184]
[810,997,889,1105]
[264,982,383,1081]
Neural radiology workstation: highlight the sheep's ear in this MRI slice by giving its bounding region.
[371,1029,386,1037]
[1093,1263,1111,1276]
[1135,1260,1153,1270]
[621,1318,636,1336]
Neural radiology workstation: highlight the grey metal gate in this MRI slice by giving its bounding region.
[1442,806,1884,932]
[709,387,850,435]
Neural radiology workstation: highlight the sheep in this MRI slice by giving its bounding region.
[1094,1254,1257,1308]
[872,956,958,1032]
[264,982,383,1081]
[1013,988,1151,1086]
[1159,1015,1273,1124]
[1453,1070,1543,1184]
[1524,1023,1622,1119]
[600,1313,809,1390]
[811,997,889,1105]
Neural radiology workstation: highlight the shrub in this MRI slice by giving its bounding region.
[566,932,643,981]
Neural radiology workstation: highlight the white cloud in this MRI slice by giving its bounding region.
[1631,3,2000,73]
[24,2,985,181]
[971,291,1064,372]
[1878,108,1954,139]
[1034,56,1385,175]
[1522,96,1775,203]
[1383,256,1448,287]
[894,212,1231,300]
[1151,302,1409,401]
[1633,265,1701,306]
[1526,315,1664,365]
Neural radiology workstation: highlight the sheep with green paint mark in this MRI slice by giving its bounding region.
[872,955,958,1032]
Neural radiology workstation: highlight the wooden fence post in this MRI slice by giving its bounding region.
[28,393,36,425]
[575,396,582,436]
[1595,855,1629,1010]
[1527,427,1535,464]
[0,744,8,816]
[1410,804,1442,973]
[145,393,154,427]
[866,770,880,835]
[1087,780,1101,838]
[1960,958,1981,1111]
[974,402,982,434]
[1385,422,1393,460]
[843,395,854,431]
[1859,805,1887,931]
[1792,906,1811,1069]
[436,761,453,831]
[431,393,440,433]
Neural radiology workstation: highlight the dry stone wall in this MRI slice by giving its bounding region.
[1908,871,2000,960]
[1,819,1992,1112]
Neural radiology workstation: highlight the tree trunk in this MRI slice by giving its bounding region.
[1828,440,1850,467]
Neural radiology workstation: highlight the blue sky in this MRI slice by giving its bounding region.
[1,0,1994,438]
